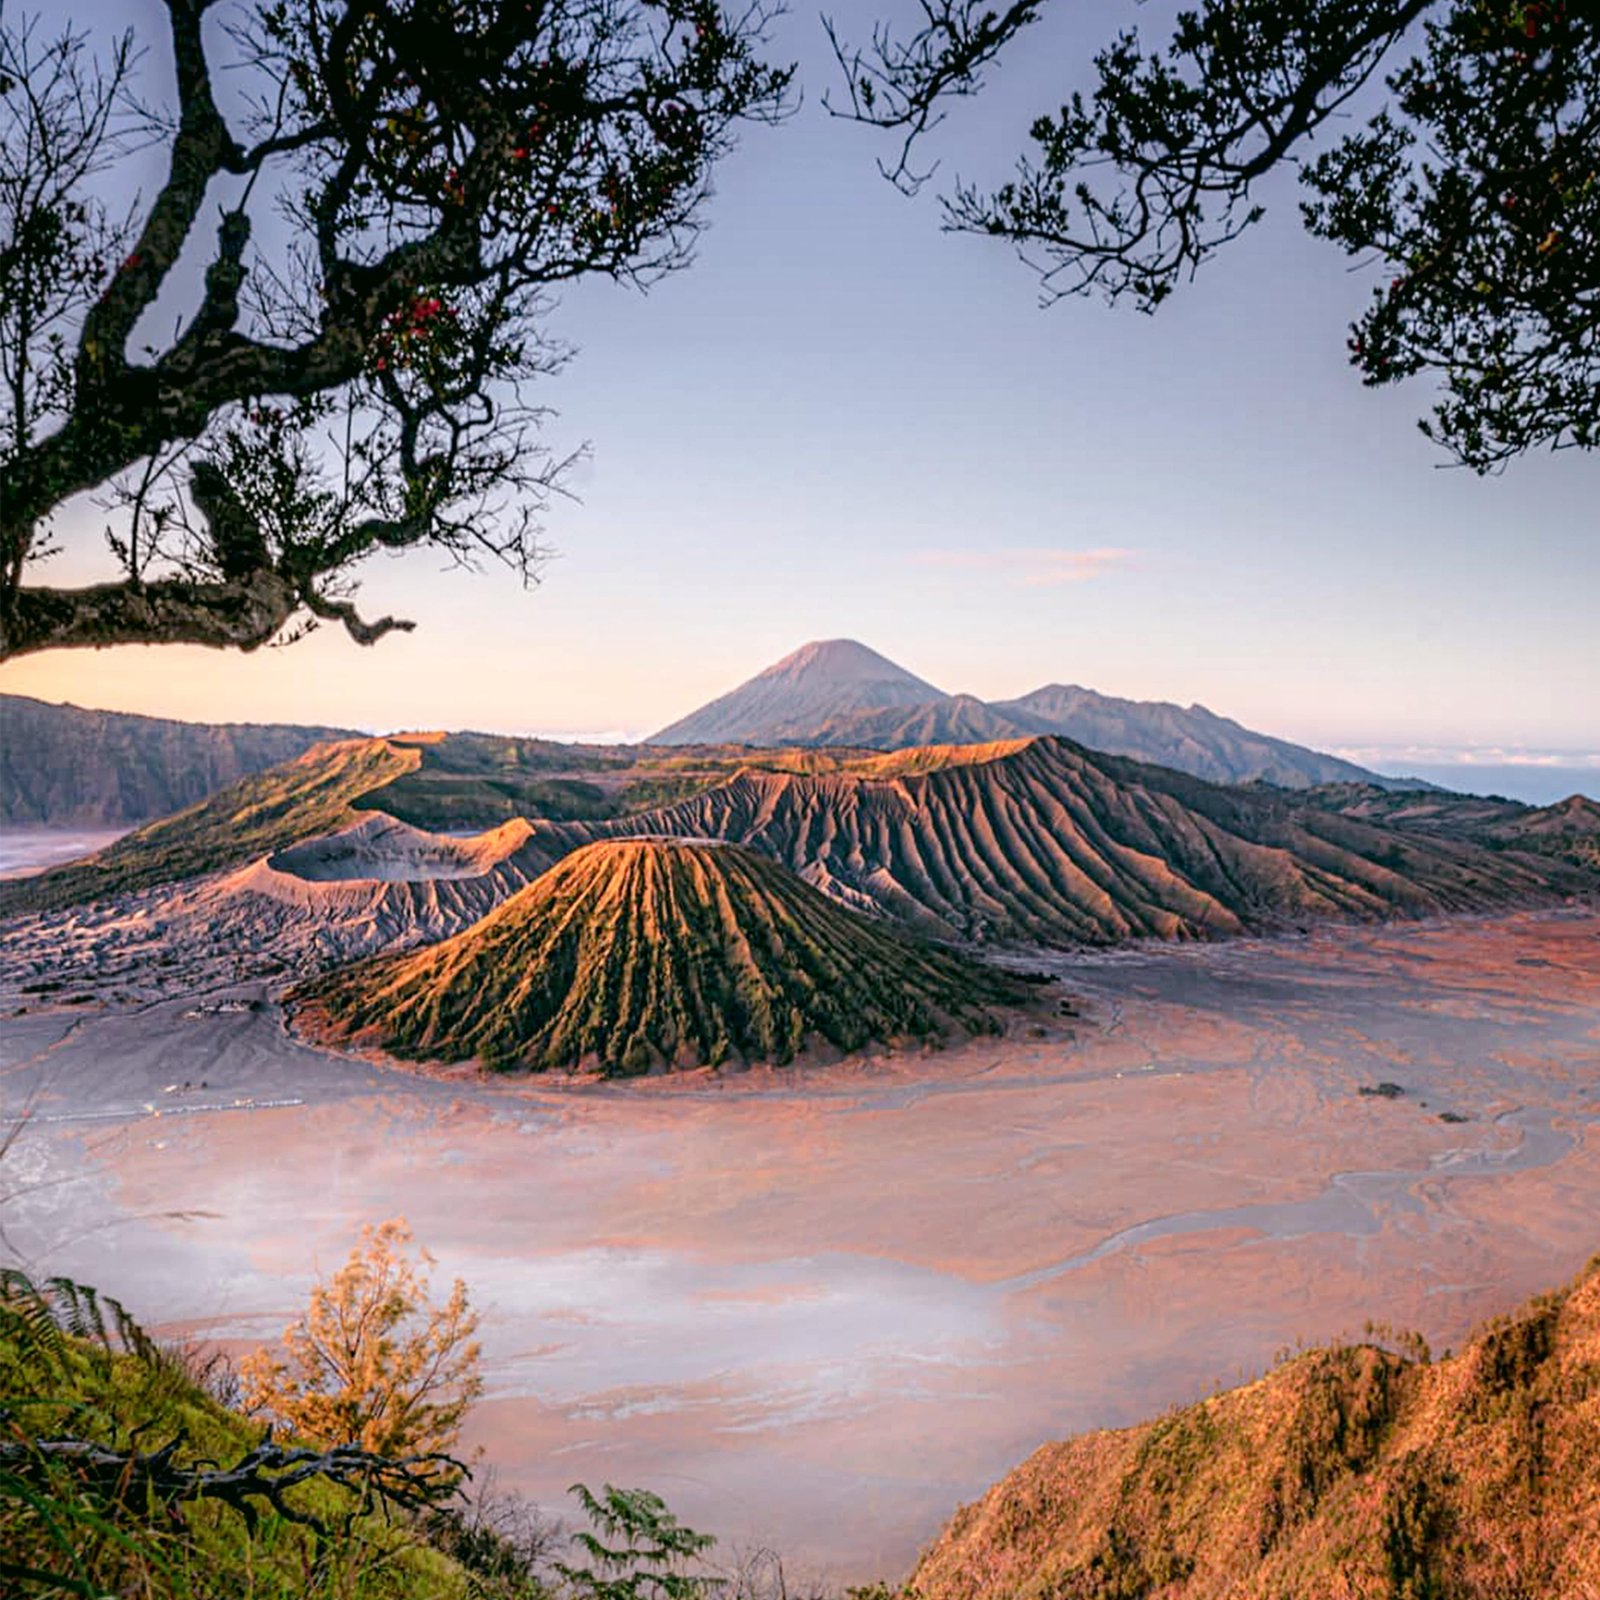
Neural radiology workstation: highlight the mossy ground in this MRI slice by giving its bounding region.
[0,1279,496,1600]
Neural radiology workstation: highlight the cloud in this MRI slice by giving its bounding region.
[913,546,1135,587]
[1332,744,1600,770]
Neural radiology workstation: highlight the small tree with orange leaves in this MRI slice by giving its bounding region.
[241,1218,483,1466]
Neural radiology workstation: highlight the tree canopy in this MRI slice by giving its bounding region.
[0,0,788,659]
[828,0,1598,471]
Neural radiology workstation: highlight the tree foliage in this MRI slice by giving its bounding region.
[0,0,789,659]
[828,0,1598,470]
[557,1483,720,1600]
[239,1217,483,1469]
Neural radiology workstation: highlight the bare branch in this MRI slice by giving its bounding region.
[825,1,1044,193]
[0,1435,466,1535]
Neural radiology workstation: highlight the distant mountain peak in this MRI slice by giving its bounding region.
[649,640,946,745]
[759,638,943,689]
[649,646,1413,790]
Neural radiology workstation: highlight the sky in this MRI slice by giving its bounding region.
[3,1,1596,794]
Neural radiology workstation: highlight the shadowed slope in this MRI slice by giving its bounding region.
[0,694,352,825]
[912,1259,1600,1600]
[297,839,1020,1074]
[994,683,1406,789]
[782,695,1037,750]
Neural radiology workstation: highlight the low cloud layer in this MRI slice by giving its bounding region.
[1336,745,1600,770]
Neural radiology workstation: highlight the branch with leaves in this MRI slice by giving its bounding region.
[240,1217,483,1462]
[0,0,791,658]
[829,0,1598,470]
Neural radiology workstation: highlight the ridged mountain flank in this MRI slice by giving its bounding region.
[295,839,1020,1073]
[912,1258,1600,1600]
[579,738,1588,945]
[648,639,946,745]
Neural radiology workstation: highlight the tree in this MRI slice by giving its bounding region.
[828,0,1598,471]
[0,1,789,659]
[239,1216,483,1467]
[556,1483,720,1600]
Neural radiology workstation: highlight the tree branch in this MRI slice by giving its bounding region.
[0,566,411,657]
[75,0,239,395]
[0,1435,464,1535]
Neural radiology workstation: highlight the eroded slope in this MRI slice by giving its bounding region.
[580,738,1587,945]
[296,839,1021,1073]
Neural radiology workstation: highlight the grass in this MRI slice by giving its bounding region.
[0,1271,495,1600]
[909,1256,1600,1600]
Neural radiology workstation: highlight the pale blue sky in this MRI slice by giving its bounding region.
[4,1,1596,782]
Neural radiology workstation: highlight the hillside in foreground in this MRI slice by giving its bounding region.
[911,1258,1600,1600]
[296,838,1023,1073]
[0,1271,489,1600]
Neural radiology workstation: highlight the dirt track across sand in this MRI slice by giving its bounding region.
[3,910,1597,1584]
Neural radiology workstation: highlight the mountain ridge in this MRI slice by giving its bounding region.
[3,733,1590,951]
[0,694,353,825]
[578,736,1583,946]
[647,640,1420,791]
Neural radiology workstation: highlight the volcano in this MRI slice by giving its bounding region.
[648,639,947,745]
[296,837,1021,1073]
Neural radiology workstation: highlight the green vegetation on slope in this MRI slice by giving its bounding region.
[0,738,420,916]
[0,1271,481,1599]
[0,1265,773,1600]
[909,1259,1600,1600]
[297,839,1022,1073]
